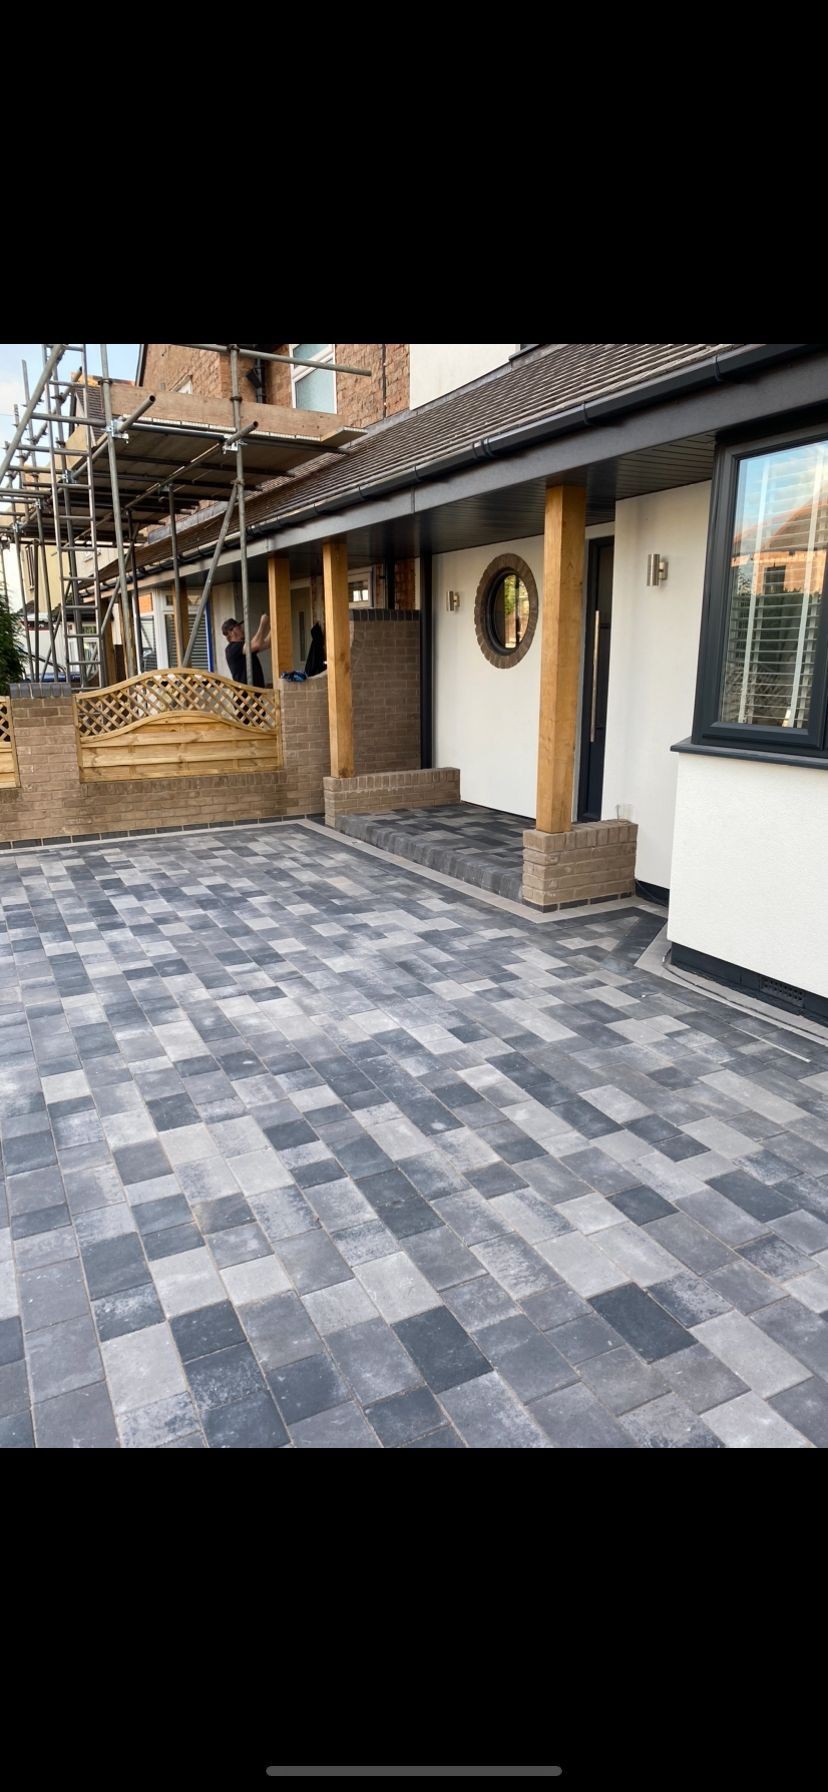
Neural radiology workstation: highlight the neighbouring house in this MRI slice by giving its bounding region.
[135,342,415,675]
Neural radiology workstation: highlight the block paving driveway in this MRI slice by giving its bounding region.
[2,821,828,1449]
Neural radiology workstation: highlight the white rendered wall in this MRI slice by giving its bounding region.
[433,535,543,816]
[409,345,519,408]
[601,483,710,888]
[669,754,828,998]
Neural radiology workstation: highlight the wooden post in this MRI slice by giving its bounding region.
[321,537,354,778]
[267,554,294,680]
[171,582,191,670]
[101,618,118,688]
[535,484,587,834]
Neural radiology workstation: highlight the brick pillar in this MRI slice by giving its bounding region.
[9,695,85,841]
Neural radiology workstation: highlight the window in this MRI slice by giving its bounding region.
[473,553,539,669]
[694,423,828,755]
[290,343,336,414]
[174,378,193,395]
[163,606,212,670]
[487,572,530,653]
[348,568,374,607]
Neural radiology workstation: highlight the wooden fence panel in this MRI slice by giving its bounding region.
[74,669,282,784]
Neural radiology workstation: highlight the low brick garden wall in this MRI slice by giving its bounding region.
[0,615,425,848]
[324,767,461,827]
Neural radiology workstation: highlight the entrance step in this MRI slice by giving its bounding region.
[334,802,526,903]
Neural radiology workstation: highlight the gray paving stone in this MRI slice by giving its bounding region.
[704,1391,810,1449]
[660,1342,749,1413]
[19,1259,90,1333]
[677,1188,766,1247]
[0,1358,30,1418]
[591,1284,695,1362]
[118,1389,201,1448]
[769,1376,828,1447]
[0,1315,23,1366]
[578,1345,668,1414]
[186,1342,266,1415]
[354,1250,441,1323]
[520,1285,591,1331]
[275,1229,352,1294]
[770,1210,828,1257]
[647,1271,733,1328]
[26,1314,103,1403]
[365,1384,447,1447]
[440,1370,551,1447]
[267,1352,350,1424]
[92,1283,165,1342]
[81,1233,150,1299]
[706,1257,787,1314]
[403,1227,486,1290]
[170,1301,246,1363]
[530,1381,634,1448]
[102,1322,187,1413]
[752,1298,828,1381]
[692,1312,811,1398]
[394,1305,492,1393]
[240,1290,322,1371]
[328,1318,422,1404]
[442,1272,520,1332]
[203,1390,288,1448]
[551,1311,627,1365]
[620,1392,724,1448]
[0,1409,33,1447]
[33,1380,118,1449]
[290,1401,381,1447]
[473,1316,576,1400]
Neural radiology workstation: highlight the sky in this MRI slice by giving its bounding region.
[0,344,139,601]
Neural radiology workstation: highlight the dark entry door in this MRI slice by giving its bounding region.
[578,536,614,822]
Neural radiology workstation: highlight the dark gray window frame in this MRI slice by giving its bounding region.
[693,414,828,759]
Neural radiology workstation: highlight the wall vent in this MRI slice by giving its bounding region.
[758,976,805,1010]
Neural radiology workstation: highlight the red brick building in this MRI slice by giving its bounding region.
[137,343,410,430]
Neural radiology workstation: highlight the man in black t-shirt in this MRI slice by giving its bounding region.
[221,615,270,687]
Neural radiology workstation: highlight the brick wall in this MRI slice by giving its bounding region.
[324,768,460,828]
[0,697,290,847]
[141,344,410,420]
[522,822,638,911]
[352,614,420,772]
[0,620,422,845]
[141,345,225,398]
[263,344,409,426]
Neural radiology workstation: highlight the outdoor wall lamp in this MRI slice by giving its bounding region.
[646,554,668,586]
[446,590,461,611]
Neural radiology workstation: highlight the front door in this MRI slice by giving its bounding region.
[577,536,614,822]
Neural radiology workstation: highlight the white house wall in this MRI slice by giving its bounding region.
[410,345,519,409]
[433,536,543,817]
[669,755,828,999]
[601,483,711,889]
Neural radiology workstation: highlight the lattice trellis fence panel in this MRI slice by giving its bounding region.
[75,669,279,739]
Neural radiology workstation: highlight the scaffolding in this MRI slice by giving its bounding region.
[0,343,369,689]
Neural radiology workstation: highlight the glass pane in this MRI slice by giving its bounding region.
[293,343,330,363]
[490,573,529,652]
[293,364,336,413]
[720,439,828,729]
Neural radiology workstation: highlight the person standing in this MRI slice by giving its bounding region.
[221,615,270,687]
